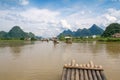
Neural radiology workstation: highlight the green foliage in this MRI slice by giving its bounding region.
[8,26,27,39]
[58,34,65,41]
[98,37,120,42]
[31,37,36,41]
[27,32,35,38]
[102,23,120,37]
[0,31,7,39]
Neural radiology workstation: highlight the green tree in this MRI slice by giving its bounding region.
[59,34,65,41]
[8,26,27,39]
[102,23,120,37]
[0,31,7,39]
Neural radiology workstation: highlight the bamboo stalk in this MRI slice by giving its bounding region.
[66,68,71,80]
[75,69,79,80]
[63,60,106,80]
[91,70,98,80]
[100,71,107,80]
[87,63,93,80]
[62,68,67,80]
[88,70,93,80]
[89,61,94,68]
[71,59,76,66]
[79,69,84,80]
[64,66,103,70]
[96,71,102,80]
[71,69,75,80]
[84,69,89,80]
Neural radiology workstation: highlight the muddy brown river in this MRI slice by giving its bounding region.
[0,41,120,80]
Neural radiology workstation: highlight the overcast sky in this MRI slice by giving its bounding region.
[0,0,120,37]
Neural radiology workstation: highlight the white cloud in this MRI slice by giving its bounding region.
[0,8,61,37]
[63,8,120,30]
[60,19,71,29]
[20,8,60,23]
[104,14,117,22]
[19,0,29,5]
[1,7,120,37]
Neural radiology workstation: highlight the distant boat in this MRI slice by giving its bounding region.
[65,36,72,44]
[53,39,59,44]
[52,37,59,44]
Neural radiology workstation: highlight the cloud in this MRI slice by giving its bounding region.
[60,19,71,29]
[20,8,60,23]
[104,14,117,22]
[19,0,29,5]
[1,7,120,37]
[0,8,61,37]
[63,8,120,30]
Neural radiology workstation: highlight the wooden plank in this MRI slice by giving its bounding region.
[96,71,102,80]
[71,69,75,80]
[66,68,71,80]
[88,70,93,80]
[62,68,67,80]
[79,69,84,80]
[84,69,89,80]
[75,69,79,80]
[100,71,107,80]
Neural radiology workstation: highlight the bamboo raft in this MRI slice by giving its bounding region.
[62,60,107,80]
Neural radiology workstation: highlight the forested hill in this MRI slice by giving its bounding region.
[102,23,120,37]
[0,26,35,40]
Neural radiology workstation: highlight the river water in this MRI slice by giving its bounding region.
[0,41,120,80]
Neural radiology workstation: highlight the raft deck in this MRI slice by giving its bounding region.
[62,60,107,80]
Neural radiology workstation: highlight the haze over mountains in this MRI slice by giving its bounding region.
[58,24,104,37]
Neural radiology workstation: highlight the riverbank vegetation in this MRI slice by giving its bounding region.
[58,23,120,42]
[59,36,120,42]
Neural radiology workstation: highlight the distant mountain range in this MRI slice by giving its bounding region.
[58,24,104,37]
[0,26,35,39]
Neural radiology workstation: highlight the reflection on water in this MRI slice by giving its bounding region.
[0,41,120,80]
[0,41,34,47]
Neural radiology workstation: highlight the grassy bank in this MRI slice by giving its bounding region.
[59,37,120,42]
[98,37,120,42]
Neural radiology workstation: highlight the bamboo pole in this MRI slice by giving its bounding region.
[79,69,84,80]
[89,61,97,80]
[64,66,103,70]
[75,69,79,80]
[84,69,89,80]
[92,70,98,80]
[88,70,93,80]
[62,68,67,80]
[66,68,71,80]
[89,61,94,68]
[71,69,75,80]
[71,59,76,66]
[87,63,93,80]
[100,71,107,80]
[96,71,102,80]
[63,60,106,80]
